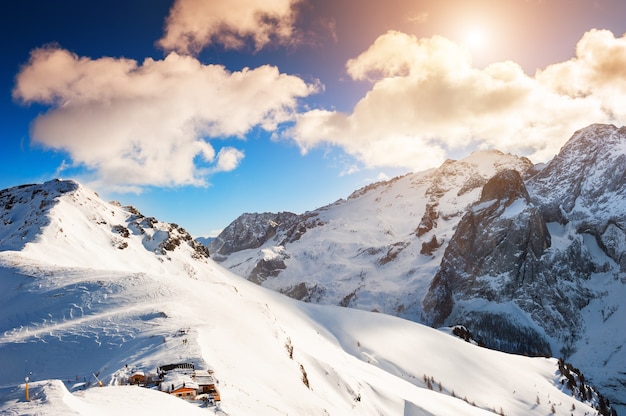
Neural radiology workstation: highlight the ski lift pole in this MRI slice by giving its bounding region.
[92,373,103,387]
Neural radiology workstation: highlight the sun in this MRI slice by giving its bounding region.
[465,27,486,50]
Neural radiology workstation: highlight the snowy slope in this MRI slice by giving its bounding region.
[211,150,533,320]
[0,179,209,273]
[0,179,610,415]
[209,124,626,411]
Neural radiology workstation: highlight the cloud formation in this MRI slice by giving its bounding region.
[158,0,300,53]
[289,29,626,171]
[214,148,245,173]
[14,47,316,190]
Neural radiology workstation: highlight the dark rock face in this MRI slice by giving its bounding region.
[601,221,626,271]
[528,124,626,219]
[378,241,410,265]
[209,211,326,280]
[479,169,530,204]
[420,235,440,256]
[278,212,326,246]
[416,203,438,237]
[249,258,287,284]
[209,212,300,258]
[423,124,626,359]
[423,170,554,354]
[279,282,325,303]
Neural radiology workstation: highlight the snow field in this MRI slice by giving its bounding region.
[0,250,599,415]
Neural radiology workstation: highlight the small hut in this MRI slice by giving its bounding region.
[129,371,145,385]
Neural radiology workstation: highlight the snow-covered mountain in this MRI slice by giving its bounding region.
[209,123,626,411]
[0,178,617,415]
[0,179,209,272]
[210,149,534,312]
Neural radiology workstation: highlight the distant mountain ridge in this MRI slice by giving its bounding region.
[209,123,626,409]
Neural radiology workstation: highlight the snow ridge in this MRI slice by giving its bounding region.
[0,179,209,274]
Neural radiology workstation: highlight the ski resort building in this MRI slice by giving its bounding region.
[160,372,199,399]
[151,362,220,402]
[194,370,220,401]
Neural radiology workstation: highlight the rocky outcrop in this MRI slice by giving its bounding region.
[209,212,300,258]
[422,124,626,358]
[279,282,326,303]
[528,124,626,272]
[423,170,552,349]
[416,203,439,237]
[249,256,288,284]
[278,212,326,245]
[422,162,600,355]
[420,235,440,256]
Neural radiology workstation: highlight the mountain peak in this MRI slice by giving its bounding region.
[528,122,626,224]
[0,179,84,251]
[557,123,624,160]
[479,169,530,206]
[0,179,209,272]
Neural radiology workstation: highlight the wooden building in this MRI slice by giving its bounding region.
[194,370,220,401]
[129,371,145,385]
[159,372,199,400]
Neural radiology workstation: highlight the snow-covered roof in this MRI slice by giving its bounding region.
[194,372,216,386]
[159,373,198,392]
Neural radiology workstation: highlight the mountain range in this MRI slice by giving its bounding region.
[0,124,622,415]
[209,123,626,411]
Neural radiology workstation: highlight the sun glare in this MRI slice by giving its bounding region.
[465,27,486,50]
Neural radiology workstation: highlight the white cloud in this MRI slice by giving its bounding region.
[14,47,317,190]
[53,160,71,178]
[214,147,245,172]
[158,0,300,53]
[288,29,626,171]
[536,29,626,121]
[339,164,359,176]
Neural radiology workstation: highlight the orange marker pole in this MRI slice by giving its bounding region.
[92,373,103,387]
[25,377,29,401]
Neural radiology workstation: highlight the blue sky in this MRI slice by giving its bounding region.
[2,0,626,237]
